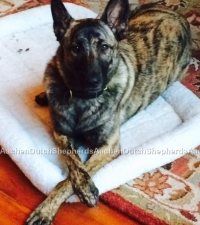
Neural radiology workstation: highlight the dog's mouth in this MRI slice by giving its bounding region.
[68,87,107,99]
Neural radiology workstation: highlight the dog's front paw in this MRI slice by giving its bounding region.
[70,168,99,207]
[75,177,99,207]
[25,205,54,225]
[25,211,52,225]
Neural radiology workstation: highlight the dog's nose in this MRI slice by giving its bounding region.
[88,79,100,88]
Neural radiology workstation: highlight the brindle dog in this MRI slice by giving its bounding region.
[26,0,191,224]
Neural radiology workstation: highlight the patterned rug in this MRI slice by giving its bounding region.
[1,0,200,224]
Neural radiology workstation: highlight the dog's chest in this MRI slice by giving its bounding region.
[54,98,106,136]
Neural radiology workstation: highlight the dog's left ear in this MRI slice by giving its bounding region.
[101,0,129,41]
[51,0,73,42]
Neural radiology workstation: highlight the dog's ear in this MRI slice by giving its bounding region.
[101,0,129,41]
[51,0,73,42]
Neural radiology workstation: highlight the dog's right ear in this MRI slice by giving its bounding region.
[51,0,73,42]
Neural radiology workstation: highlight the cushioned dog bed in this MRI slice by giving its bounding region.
[0,4,200,203]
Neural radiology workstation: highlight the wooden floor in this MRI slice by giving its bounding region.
[0,153,140,225]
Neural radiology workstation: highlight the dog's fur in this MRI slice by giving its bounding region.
[26,0,191,224]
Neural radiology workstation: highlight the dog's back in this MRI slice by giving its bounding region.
[114,3,191,123]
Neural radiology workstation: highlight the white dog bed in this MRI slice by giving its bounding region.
[0,4,200,202]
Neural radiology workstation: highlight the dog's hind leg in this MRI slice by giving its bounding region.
[25,128,120,225]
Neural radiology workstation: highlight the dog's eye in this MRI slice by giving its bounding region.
[101,44,109,51]
[71,45,80,54]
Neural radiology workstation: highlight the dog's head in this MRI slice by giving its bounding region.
[51,0,129,99]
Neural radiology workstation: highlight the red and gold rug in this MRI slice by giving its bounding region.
[1,0,200,224]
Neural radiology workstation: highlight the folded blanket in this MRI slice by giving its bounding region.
[0,4,200,202]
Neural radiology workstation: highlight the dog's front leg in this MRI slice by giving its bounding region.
[64,150,99,207]
[65,127,121,207]
[54,132,99,207]
[25,128,120,225]
[25,179,73,225]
